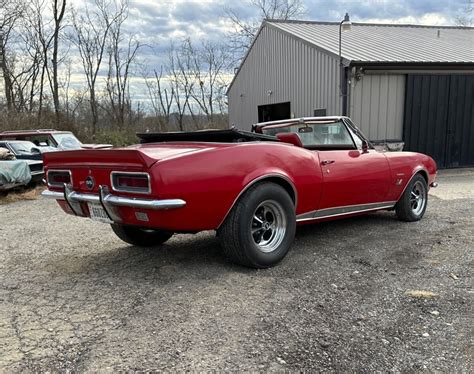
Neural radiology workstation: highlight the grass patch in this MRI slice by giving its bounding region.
[0,186,45,205]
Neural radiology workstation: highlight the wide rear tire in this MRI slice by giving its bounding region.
[395,174,428,222]
[218,182,296,268]
[111,224,173,247]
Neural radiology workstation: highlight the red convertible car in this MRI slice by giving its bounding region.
[42,117,437,268]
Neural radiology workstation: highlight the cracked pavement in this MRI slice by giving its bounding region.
[0,169,473,371]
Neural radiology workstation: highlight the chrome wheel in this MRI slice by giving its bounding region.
[410,180,426,216]
[251,200,287,253]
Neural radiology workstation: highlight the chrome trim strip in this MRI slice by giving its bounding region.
[103,195,186,210]
[216,173,298,229]
[296,201,397,222]
[47,169,72,188]
[41,188,186,210]
[42,190,67,199]
[110,171,151,195]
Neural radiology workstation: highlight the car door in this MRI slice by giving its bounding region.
[317,121,391,210]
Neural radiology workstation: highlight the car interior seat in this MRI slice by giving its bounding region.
[276,132,304,147]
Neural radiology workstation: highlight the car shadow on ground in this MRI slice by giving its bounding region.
[52,210,406,285]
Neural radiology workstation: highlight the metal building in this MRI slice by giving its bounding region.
[227,20,474,168]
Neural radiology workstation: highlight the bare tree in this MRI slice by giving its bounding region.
[27,0,51,123]
[27,0,61,124]
[189,40,230,124]
[144,66,175,130]
[70,0,117,134]
[0,0,25,112]
[167,39,195,131]
[105,0,141,130]
[50,0,66,125]
[455,1,473,26]
[225,0,306,62]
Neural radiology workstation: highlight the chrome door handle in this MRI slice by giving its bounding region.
[321,160,335,165]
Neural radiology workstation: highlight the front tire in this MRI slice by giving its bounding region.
[395,174,428,222]
[111,224,173,247]
[218,182,296,268]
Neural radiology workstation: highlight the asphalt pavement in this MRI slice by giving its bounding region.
[0,169,472,372]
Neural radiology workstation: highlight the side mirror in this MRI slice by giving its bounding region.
[361,140,369,153]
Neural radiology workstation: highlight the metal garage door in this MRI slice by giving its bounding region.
[403,74,474,168]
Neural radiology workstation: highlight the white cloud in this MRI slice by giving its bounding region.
[363,13,452,26]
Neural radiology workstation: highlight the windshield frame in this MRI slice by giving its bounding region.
[260,119,358,150]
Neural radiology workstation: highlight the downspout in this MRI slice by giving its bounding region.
[347,65,355,117]
[342,66,349,116]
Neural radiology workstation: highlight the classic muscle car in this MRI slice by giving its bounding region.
[0,129,111,151]
[41,116,437,268]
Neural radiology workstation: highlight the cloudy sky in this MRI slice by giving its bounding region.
[127,0,469,48]
[60,0,470,105]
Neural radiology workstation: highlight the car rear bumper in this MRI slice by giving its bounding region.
[42,185,186,224]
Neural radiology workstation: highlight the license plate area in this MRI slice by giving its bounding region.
[88,202,113,224]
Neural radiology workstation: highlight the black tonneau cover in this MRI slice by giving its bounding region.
[137,128,278,144]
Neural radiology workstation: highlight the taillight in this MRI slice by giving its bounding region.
[47,170,71,187]
[111,172,150,194]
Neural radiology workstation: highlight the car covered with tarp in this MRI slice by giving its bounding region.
[0,149,33,193]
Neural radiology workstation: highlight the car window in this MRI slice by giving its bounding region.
[25,135,56,147]
[10,141,35,154]
[261,120,355,149]
[52,133,82,150]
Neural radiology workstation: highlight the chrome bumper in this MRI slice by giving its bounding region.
[42,184,186,223]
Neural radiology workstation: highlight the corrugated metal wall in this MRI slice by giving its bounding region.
[228,25,341,131]
[349,73,405,141]
[404,74,474,168]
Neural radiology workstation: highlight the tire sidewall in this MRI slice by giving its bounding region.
[402,174,428,221]
[236,184,296,267]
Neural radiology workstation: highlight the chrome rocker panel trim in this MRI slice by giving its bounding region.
[42,187,186,211]
[296,201,397,222]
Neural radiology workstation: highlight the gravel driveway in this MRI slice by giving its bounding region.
[1,170,473,372]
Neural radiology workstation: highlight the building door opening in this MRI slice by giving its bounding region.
[404,74,474,168]
[258,102,291,123]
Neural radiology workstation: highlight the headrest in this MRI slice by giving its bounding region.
[276,132,303,148]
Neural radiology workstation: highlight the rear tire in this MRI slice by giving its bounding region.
[218,182,296,268]
[395,174,428,222]
[111,224,173,247]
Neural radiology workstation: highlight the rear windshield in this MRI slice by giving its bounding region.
[23,135,57,148]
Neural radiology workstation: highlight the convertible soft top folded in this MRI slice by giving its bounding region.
[137,128,277,144]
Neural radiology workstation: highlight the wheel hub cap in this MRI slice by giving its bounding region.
[410,180,426,216]
[251,200,287,253]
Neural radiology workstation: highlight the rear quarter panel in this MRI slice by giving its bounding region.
[148,142,323,231]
